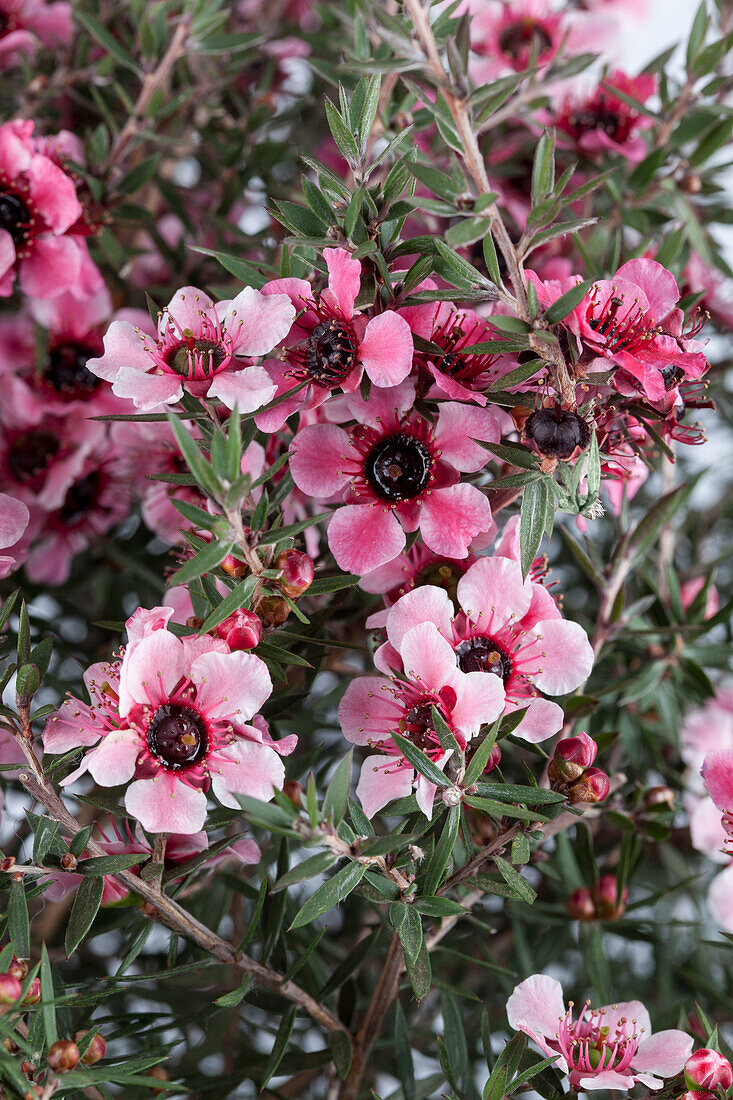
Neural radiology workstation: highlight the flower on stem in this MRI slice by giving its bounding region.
[87,284,295,412]
[338,620,505,817]
[42,606,295,834]
[289,385,498,575]
[506,974,693,1090]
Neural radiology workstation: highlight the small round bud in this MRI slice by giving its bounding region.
[441,785,464,807]
[47,1040,80,1073]
[593,874,628,920]
[0,972,22,1005]
[4,1036,19,1053]
[22,978,41,1005]
[221,554,248,578]
[567,886,596,921]
[215,608,262,651]
[20,1061,34,1077]
[1,857,16,872]
[258,596,290,629]
[568,767,610,804]
[685,1050,733,1092]
[550,732,598,783]
[9,957,28,981]
[276,549,315,598]
[60,853,78,871]
[644,785,675,810]
[75,1030,106,1066]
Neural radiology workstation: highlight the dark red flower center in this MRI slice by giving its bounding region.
[45,343,100,396]
[562,103,631,143]
[498,19,552,60]
[525,408,590,459]
[8,430,60,481]
[60,471,102,526]
[454,636,513,683]
[146,704,208,770]
[586,292,654,354]
[365,433,433,502]
[0,191,31,246]
[660,364,684,390]
[305,319,357,388]
[165,339,226,377]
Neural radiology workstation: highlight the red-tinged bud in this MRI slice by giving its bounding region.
[215,608,262,651]
[681,1091,716,1100]
[258,596,290,629]
[9,958,28,981]
[276,549,315,598]
[22,978,41,1005]
[47,1040,79,1072]
[567,886,596,921]
[549,732,598,783]
[0,972,22,1005]
[568,767,610,804]
[1,856,15,872]
[20,1061,34,1077]
[644,786,675,809]
[75,1030,106,1066]
[4,1036,19,1052]
[221,554,248,579]
[593,874,628,919]
[685,1050,733,1092]
[60,853,78,871]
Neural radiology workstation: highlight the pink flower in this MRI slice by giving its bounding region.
[255,247,413,432]
[0,491,28,578]
[87,284,295,412]
[685,1049,733,1092]
[701,750,733,856]
[0,119,99,299]
[0,0,72,70]
[289,387,498,574]
[43,607,296,834]
[0,408,105,511]
[338,620,505,817]
[374,548,594,742]
[361,543,478,628]
[553,72,656,162]
[507,974,693,1091]
[680,577,719,620]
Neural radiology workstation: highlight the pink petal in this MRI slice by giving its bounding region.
[359,312,413,387]
[165,286,218,332]
[344,378,416,426]
[26,153,82,234]
[289,423,352,498]
[43,698,101,754]
[356,755,413,818]
[702,750,733,811]
[385,585,454,651]
[19,236,81,298]
[399,622,461,693]
[323,247,361,318]
[579,1071,635,1091]
[0,229,15,281]
[223,287,295,356]
[125,605,175,642]
[206,364,277,413]
[450,671,505,736]
[81,728,140,786]
[631,1031,694,1078]
[328,504,405,575]
[420,484,493,559]
[434,403,500,473]
[210,740,285,807]
[597,1001,651,1037]
[415,752,449,817]
[707,864,733,930]
[87,319,152,382]
[616,258,680,320]
[338,675,402,745]
[511,697,564,743]
[531,619,594,695]
[457,555,532,630]
[506,974,568,1056]
[112,366,182,411]
[125,775,208,835]
[118,630,186,716]
[191,650,272,723]
[0,494,28,548]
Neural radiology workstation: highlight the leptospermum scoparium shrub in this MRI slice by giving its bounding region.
[1,0,733,1097]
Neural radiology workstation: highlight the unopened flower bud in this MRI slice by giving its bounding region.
[22,978,41,1005]
[0,972,22,1005]
[9,958,28,981]
[685,1050,733,1092]
[75,1030,106,1066]
[1,857,15,872]
[567,886,596,921]
[442,785,464,807]
[466,740,501,776]
[593,874,628,919]
[276,549,314,598]
[4,1036,19,1053]
[258,596,290,628]
[60,853,78,871]
[47,1040,79,1072]
[644,786,675,810]
[681,1091,716,1100]
[20,1061,34,1077]
[549,732,598,783]
[221,554,248,578]
[282,780,304,806]
[215,608,262,651]
[568,767,610,804]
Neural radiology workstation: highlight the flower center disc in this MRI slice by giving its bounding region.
[0,191,31,246]
[399,702,440,752]
[166,339,226,378]
[365,433,432,502]
[525,409,590,459]
[498,20,552,60]
[455,637,513,682]
[45,343,100,396]
[146,704,208,770]
[8,431,60,481]
[305,319,357,388]
[60,472,102,526]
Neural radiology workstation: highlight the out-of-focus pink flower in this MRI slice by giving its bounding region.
[680,577,719,620]
[43,607,295,834]
[0,492,29,578]
[553,71,656,162]
[339,620,505,817]
[0,0,72,70]
[507,974,693,1090]
[88,284,295,412]
[290,384,498,574]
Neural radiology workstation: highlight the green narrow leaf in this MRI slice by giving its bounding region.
[390,902,423,965]
[394,1001,416,1100]
[423,806,460,896]
[323,749,353,824]
[8,882,29,959]
[39,945,57,1046]
[196,576,259,634]
[261,1005,296,1088]
[65,876,104,956]
[330,1030,353,1079]
[391,730,451,789]
[289,862,368,929]
[404,936,431,1001]
[494,856,537,904]
[168,536,236,588]
[519,478,551,578]
[543,279,592,324]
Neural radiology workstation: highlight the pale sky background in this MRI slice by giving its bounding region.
[619,0,701,70]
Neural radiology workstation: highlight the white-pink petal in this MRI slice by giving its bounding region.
[125,775,208,835]
[289,423,353,498]
[531,619,594,695]
[356,755,413,818]
[420,484,493,559]
[434,403,500,473]
[457,555,532,630]
[118,630,186,716]
[359,311,413,387]
[399,622,462,694]
[631,1030,694,1078]
[190,650,272,723]
[328,504,406,575]
[206,364,277,413]
[385,585,454,651]
[210,740,285,808]
[223,287,295,356]
[338,676,401,746]
[702,749,733,811]
[450,670,505,737]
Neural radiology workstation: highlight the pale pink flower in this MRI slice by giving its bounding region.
[43,607,295,834]
[0,492,29,578]
[0,0,72,70]
[507,974,693,1091]
[339,620,505,817]
[87,285,295,412]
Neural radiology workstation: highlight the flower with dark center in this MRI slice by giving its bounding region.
[304,318,357,388]
[660,364,685,390]
[0,191,31,246]
[365,433,433,502]
[146,704,208,771]
[585,290,655,354]
[399,300,501,405]
[164,336,227,379]
[498,18,553,62]
[563,103,628,143]
[454,636,513,683]
[59,471,102,527]
[44,342,100,396]
[524,408,591,460]
[8,430,59,482]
